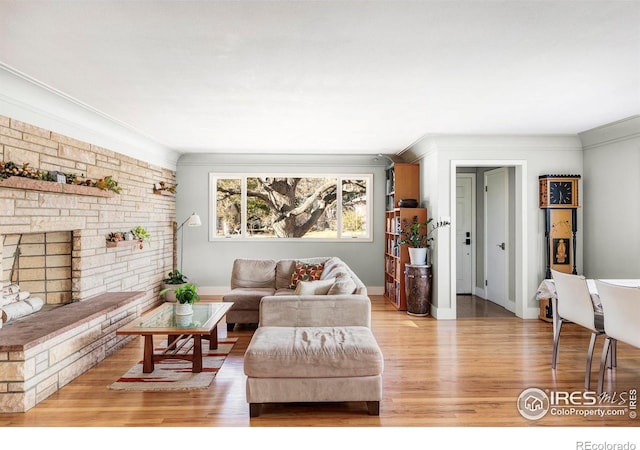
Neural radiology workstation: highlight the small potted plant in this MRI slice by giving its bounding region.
[131,225,151,249]
[173,283,200,315]
[160,269,188,302]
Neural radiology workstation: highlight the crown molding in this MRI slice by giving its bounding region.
[0,63,180,170]
[401,133,582,161]
[578,115,640,150]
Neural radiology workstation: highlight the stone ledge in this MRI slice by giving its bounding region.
[0,176,115,198]
[0,291,147,412]
[0,292,145,352]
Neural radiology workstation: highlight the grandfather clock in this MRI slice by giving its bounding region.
[539,174,581,279]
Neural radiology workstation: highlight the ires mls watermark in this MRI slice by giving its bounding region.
[517,387,637,421]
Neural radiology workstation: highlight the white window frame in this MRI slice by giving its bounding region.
[209,173,373,242]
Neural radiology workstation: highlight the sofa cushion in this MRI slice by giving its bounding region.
[275,259,297,289]
[288,262,324,289]
[294,278,336,295]
[328,275,357,295]
[274,288,296,296]
[320,258,351,282]
[244,326,383,378]
[223,288,275,309]
[230,259,277,289]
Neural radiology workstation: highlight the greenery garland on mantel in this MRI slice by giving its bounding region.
[0,161,122,193]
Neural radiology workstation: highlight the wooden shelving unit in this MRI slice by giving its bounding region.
[384,162,423,310]
[384,207,427,311]
[385,163,420,211]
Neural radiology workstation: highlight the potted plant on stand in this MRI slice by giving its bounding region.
[398,216,450,317]
[161,269,188,302]
[398,216,451,265]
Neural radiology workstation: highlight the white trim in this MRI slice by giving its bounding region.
[578,115,640,149]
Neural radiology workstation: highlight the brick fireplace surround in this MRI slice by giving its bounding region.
[0,115,176,412]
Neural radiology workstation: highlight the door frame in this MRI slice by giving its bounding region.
[450,160,528,319]
[455,173,476,295]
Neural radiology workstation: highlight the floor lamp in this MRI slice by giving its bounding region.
[175,212,202,272]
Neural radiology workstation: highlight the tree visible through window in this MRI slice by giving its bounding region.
[211,174,371,240]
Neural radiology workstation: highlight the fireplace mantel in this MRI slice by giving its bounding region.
[0,176,115,197]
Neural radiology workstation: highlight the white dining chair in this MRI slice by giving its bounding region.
[551,269,606,390]
[594,280,640,395]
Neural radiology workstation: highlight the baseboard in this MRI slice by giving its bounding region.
[473,287,487,299]
[367,286,384,295]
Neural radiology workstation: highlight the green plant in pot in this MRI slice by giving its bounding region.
[398,216,450,265]
[160,269,188,302]
[174,283,200,304]
[160,283,199,315]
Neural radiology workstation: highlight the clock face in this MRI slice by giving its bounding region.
[549,181,573,205]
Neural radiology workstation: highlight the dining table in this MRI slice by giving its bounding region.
[536,278,640,337]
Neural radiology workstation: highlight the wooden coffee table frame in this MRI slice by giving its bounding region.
[117,302,233,373]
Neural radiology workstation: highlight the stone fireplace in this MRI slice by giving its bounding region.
[0,114,177,412]
[2,231,73,307]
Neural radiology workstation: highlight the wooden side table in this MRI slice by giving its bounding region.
[404,264,432,316]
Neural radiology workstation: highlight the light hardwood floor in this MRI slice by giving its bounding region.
[1,295,637,429]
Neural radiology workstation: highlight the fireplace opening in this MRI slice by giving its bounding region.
[1,231,73,322]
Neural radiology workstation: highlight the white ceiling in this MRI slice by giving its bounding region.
[0,1,638,156]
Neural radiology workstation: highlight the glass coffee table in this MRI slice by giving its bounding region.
[116,302,233,373]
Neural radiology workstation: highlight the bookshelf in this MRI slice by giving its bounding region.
[384,207,427,310]
[385,163,420,211]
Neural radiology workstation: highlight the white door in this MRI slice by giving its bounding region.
[456,174,473,294]
[485,168,509,310]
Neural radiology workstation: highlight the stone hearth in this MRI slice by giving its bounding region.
[0,291,145,413]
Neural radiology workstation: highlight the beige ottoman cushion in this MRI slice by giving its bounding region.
[244,326,384,378]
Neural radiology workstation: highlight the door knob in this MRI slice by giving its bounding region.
[497,242,505,250]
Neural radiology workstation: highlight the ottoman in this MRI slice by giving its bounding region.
[244,325,384,417]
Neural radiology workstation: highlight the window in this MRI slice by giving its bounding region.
[210,174,372,241]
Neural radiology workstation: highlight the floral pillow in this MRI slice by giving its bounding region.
[289,262,325,289]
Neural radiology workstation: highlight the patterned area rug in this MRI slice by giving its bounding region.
[109,337,237,391]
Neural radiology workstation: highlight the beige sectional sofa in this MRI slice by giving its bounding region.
[222,256,367,330]
[226,256,383,416]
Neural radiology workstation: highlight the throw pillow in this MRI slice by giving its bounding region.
[289,262,325,289]
[294,278,336,295]
[328,275,357,295]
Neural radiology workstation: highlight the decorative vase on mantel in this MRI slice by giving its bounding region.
[408,247,429,265]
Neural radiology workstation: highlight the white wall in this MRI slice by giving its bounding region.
[175,153,387,292]
[580,116,640,278]
[402,135,584,319]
